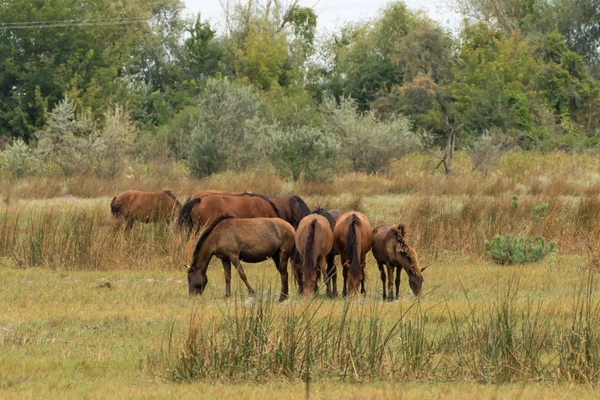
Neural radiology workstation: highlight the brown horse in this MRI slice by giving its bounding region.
[110,190,181,231]
[308,208,344,297]
[333,212,373,296]
[372,222,427,300]
[187,215,295,301]
[177,193,281,234]
[179,191,310,231]
[295,214,334,296]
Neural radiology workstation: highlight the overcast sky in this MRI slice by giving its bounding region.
[182,0,462,35]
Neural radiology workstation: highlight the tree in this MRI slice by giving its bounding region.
[267,125,338,181]
[36,97,95,176]
[0,0,185,140]
[322,96,421,173]
[186,78,267,177]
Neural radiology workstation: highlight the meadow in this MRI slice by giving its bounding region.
[3,151,600,398]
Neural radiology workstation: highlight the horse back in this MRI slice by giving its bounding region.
[333,211,373,256]
[296,215,333,258]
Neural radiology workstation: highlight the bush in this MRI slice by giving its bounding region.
[485,234,556,265]
[0,139,39,178]
[185,78,268,177]
[322,96,422,173]
[88,106,137,178]
[36,97,95,176]
[267,126,339,181]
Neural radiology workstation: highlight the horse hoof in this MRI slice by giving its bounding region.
[279,294,288,302]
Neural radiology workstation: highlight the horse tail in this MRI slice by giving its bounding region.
[110,196,122,217]
[164,190,182,210]
[192,214,234,262]
[178,198,202,231]
[345,215,362,284]
[302,219,318,282]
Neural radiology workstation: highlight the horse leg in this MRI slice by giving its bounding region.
[360,266,366,295]
[386,264,395,301]
[273,251,289,302]
[232,257,255,296]
[325,253,337,298]
[223,260,232,298]
[125,218,134,232]
[395,267,401,300]
[378,263,387,300]
[342,262,348,297]
[318,255,328,296]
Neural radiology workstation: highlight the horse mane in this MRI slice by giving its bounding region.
[312,207,336,231]
[345,214,362,283]
[290,196,311,228]
[302,219,318,283]
[177,198,202,229]
[235,192,283,220]
[394,222,421,275]
[191,214,234,268]
[163,190,182,208]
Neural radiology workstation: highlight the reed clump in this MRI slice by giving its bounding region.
[148,274,600,385]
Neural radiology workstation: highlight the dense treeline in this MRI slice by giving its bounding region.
[1,0,599,180]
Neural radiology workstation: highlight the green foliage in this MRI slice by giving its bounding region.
[267,126,339,181]
[512,195,521,209]
[322,97,421,173]
[0,0,181,140]
[485,234,556,265]
[0,139,39,178]
[87,107,137,178]
[36,97,95,176]
[533,202,549,223]
[185,78,266,177]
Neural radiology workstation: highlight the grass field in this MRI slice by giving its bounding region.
[3,152,600,398]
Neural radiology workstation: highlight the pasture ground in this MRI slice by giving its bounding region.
[3,152,600,397]
[1,251,599,398]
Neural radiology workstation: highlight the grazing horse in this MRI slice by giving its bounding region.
[187,215,295,301]
[308,208,344,297]
[179,191,310,232]
[177,193,281,234]
[333,212,373,296]
[372,222,427,300]
[110,190,181,231]
[295,214,334,296]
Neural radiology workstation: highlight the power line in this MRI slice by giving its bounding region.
[0,18,152,30]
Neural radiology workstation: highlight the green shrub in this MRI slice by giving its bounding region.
[485,234,556,265]
[267,125,339,181]
[0,139,39,178]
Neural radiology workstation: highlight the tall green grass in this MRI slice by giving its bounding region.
[147,273,600,385]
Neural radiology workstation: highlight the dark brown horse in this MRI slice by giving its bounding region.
[295,214,333,296]
[308,208,344,297]
[372,222,427,300]
[187,215,295,301]
[177,193,281,234]
[179,191,310,231]
[333,212,373,296]
[110,190,181,231]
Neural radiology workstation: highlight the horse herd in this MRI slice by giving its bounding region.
[110,189,428,301]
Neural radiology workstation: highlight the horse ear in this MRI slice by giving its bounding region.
[421,266,428,272]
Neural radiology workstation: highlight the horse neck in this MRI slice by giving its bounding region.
[192,242,213,273]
